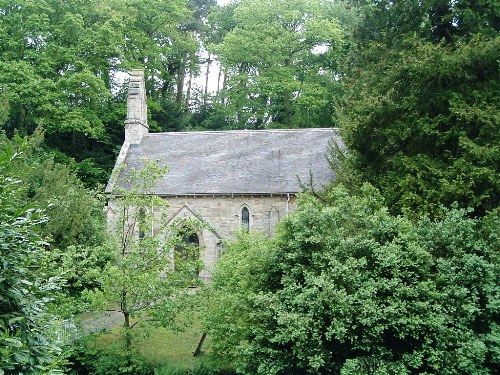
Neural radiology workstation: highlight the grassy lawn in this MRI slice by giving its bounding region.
[135,320,213,369]
[94,318,216,371]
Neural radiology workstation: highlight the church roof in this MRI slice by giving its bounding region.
[108,128,341,196]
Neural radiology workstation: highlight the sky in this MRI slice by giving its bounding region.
[115,0,230,99]
[191,0,233,97]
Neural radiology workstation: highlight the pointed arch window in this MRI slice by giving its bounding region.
[174,232,200,281]
[138,207,146,239]
[241,206,250,231]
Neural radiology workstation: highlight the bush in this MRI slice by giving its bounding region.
[65,334,155,375]
[155,363,236,375]
[203,184,499,374]
[0,143,65,373]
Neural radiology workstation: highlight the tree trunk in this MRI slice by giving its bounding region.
[185,68,192,112]
[284,59,293,127]
[122,296,132,368]
[17,103,26,135]
[176,57,186,107]
[204,53,211,105]
[193,333,207,356]
[216,66,222,97]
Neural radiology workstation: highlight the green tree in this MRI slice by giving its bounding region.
[0,0,206,184]
[201,232,271,370]
[0,130,110,306]
[204,185,499,374]
[121,0,209,132]
[0,91,8,127]
[0,145,65,374]
[0,0,127,185]
[86,160,201,367]
[338,0,500,218]
[0,0,121,138]
[207,0,345,129]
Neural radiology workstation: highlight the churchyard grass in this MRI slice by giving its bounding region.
[93,318,216,370]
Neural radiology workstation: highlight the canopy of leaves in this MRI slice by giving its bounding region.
[203,185,499,374]
[206,0,347,129]
[0,145,64,374]
[338,0,499,218]
[0,130,110,304]
[0,0,208,185]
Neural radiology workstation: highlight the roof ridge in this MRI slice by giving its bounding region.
[143,128,338,136]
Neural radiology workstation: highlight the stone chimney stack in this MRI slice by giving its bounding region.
[125,69,148,144]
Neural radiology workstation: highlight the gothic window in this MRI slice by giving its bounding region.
[241,206,250,230]
[269,205,280,235]
[138,207,146,239]
[174,232,200,280]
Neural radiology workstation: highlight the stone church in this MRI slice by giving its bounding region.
[105,70,341,281]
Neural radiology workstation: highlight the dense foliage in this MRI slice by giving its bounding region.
[338,0,499,218]
[204,185,499,374]
[0,146,64,373]
[0,130,108,300]
[204,0,347,129]
[0,0,498,373]
[0,0,216,184]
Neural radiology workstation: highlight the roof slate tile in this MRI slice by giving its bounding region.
[110,128,341,195]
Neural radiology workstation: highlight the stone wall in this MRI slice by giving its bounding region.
[163,194,296,238]
[105,194,297,281]
[158,194,297,281]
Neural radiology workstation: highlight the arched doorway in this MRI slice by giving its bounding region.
[174,232,201,282]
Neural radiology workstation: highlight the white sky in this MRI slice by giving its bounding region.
[192,0,232,97]
[115,0,230,100]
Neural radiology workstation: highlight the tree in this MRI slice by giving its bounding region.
[15,153,105,250]
[338,0,500,218]
[121,0,211,132]
[203,185,499,374]
[0,0,206,185]
[0,0,127,185]
[0,0,121,138]
[0,144,65,374]
[207,0,346,129]
[0,129,111,303]
[201,232,271,370]
[86,160,201,367]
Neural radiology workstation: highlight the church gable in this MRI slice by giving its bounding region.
[164,202,223,283]
[166,203,222,241]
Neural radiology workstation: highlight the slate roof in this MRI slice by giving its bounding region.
[108,128,342,196]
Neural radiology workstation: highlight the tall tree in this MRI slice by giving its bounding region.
[0,0,123,138]
[120,0,217,132]
[207,0,345,129]
[0,0,127,184]
[338,0,499,218]
[0,0,207,184]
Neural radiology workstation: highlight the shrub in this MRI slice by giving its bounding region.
[204,184,499,374]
